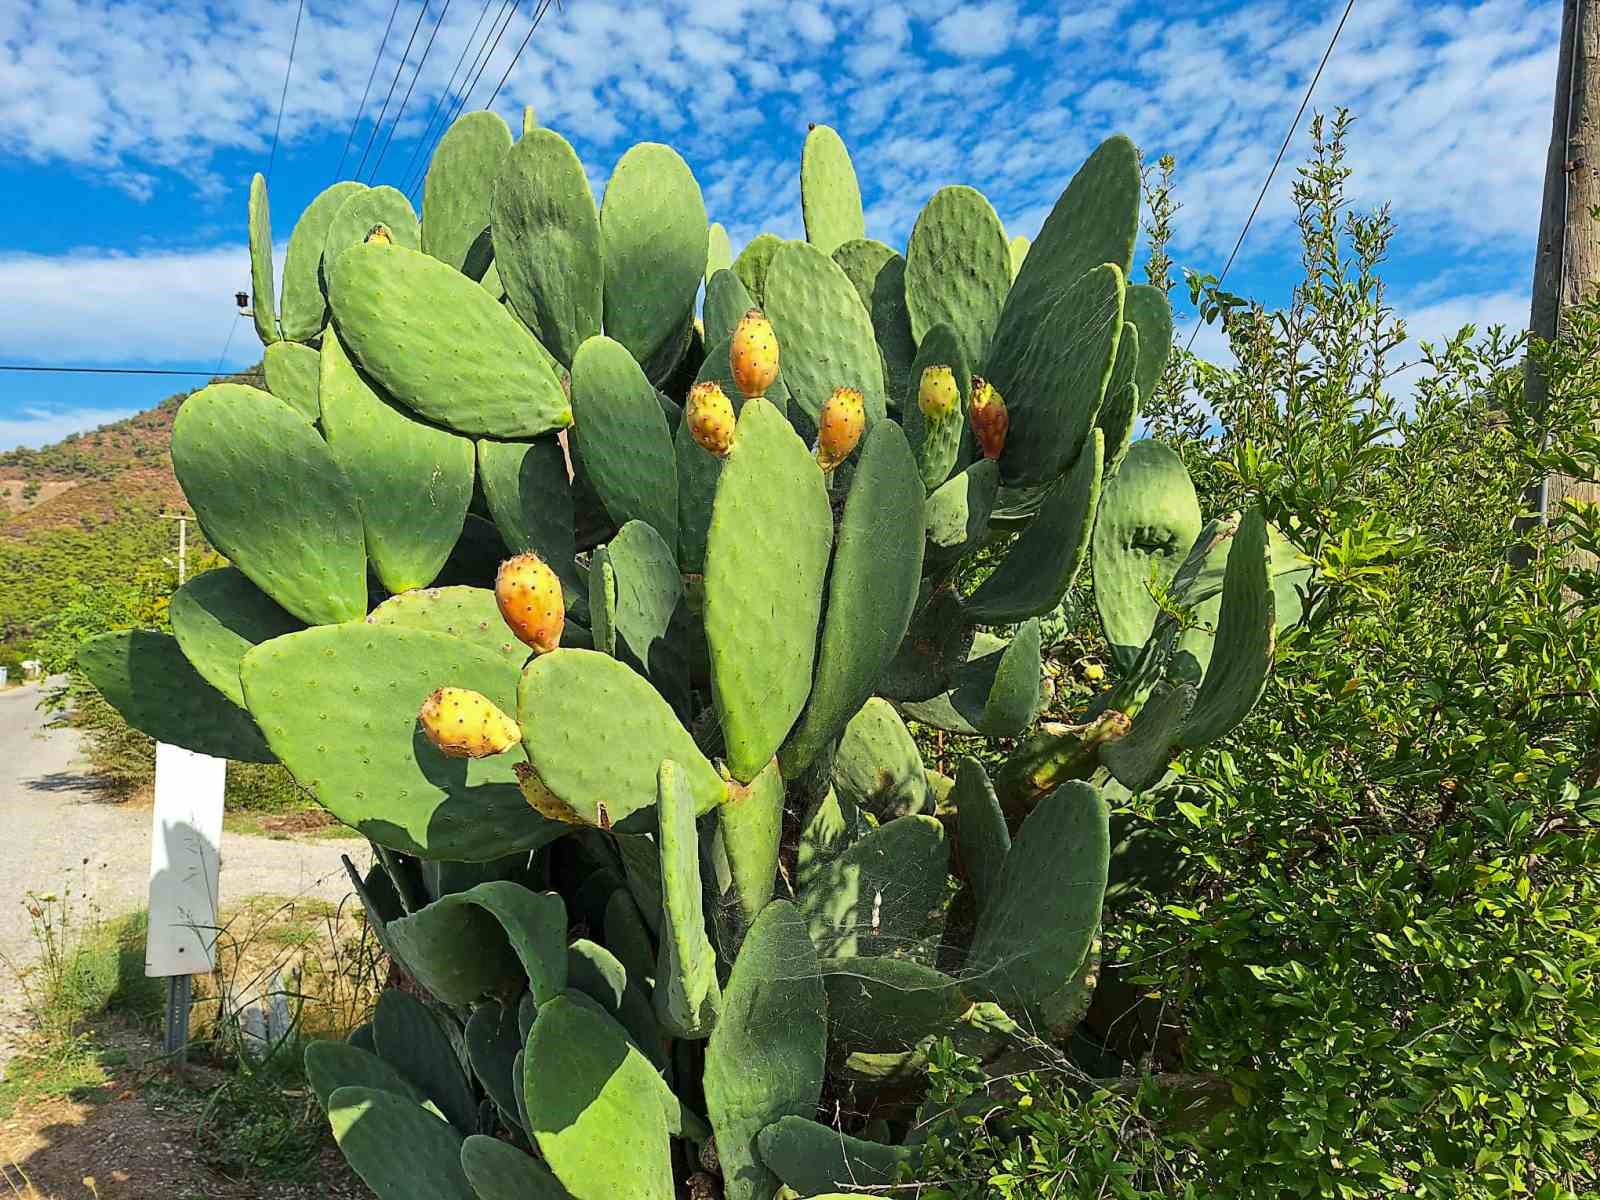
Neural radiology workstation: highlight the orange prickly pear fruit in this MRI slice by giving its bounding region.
[418,687,522,758]
[686,380,737,456]
[816,386,865,471]
[917,364,959,422]
[495,552,565,652]
[969,375,1008,460]
[364,224,394,245]
[729,308,779,398]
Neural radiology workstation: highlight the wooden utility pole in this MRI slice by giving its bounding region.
[1529,0,1600,525]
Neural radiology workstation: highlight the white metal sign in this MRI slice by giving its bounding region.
[145,742,226,977]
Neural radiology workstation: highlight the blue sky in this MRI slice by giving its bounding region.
[0,0,1558,448]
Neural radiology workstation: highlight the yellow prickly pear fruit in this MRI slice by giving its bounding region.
[418,687,521,759]
[686,381,737,457]
[969,375,1009,460]
[816,386,865,471]
[495,552,565,653]
[729,308,779,398]
[364,224,394,246]
[917,364,959,422]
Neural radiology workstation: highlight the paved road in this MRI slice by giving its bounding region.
[0,680,367,972]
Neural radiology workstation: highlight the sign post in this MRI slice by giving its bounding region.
[146,742,227,1062]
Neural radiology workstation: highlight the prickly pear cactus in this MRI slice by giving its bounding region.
[83,118,1309,1200]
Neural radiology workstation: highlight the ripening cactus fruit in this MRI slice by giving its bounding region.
[364,223,394,246]
[816,386,866,471]
[417,687,521,758]
[969,375,1009,460]
[729,308,779,398]
[495,552,565,652]
[917,364,959,422]
[686,381,737,457]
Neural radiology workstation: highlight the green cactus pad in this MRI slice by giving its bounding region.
[719,757,784,925]
[674,405,724,574]
[831,238,917,403]
[1091,438,1203,670]
[80,630,274,761]
[796,787,870,892]
[172,383,366,625]
[1124,284,1173,414]
[421,111,513,272]
[986,135,1139,379]
[606,886,655,983]
[901,323,971,489]
[819,958,969,1050]
[704,900,826,1200]
[373,990,478,1131]
[476,437,583,613]
[1008,234,1030,279]
[965,781,1109,1008]
[518,649,724,829]
[703,398,834,781]
[326,1087,474,1200]
[169,567,302,708]
[965,427,1103,623]
[261,341,320,420]
[465,1000,524,1125]
[707,222,733,282]
[604,520,690,712]
[1178,508,1275,747]
[567,938,628,1014]
[470,1136,577,1199]
[704,268,756,345]
[601,143,707,367]
[1102,681,1196,791]
[322,185,420,275]
[327,243,571,439]
[953,757,1010,908]
[901,622,1043,737]
[304,1040,426,1110]
[762,241,887,426]
[925,459,999,571]
[320,330,473,593]
[492,128,604,367]
[587,546,616,655]
[995,262,1124,487]
[241,624,559,860]
[655,760,722,1038]
[801,125,865,255]
[460,1135,571,1200]
[1094,323,1141,473]
[524,994,676,1200]
[831,698,928,820]
[904,185,1012,365]
[247,173,278,345]
[757,1116,914,1193]
[782,421,924,772]
[279,181,364,341]
[386,881,567,1007]
[365,586,526,668]
[732,233,783,305]
[569,336,679,547]
[797,814,948,959]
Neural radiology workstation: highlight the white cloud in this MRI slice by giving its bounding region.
[931,2,1016,58]
[0,406,143,451]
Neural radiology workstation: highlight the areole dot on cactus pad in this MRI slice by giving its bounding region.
[816,386,865,470]
[417,686,521,758]
[969,375,1009,460]
[917,363,960,422]
[686,380,736,457]
[728,307,779,398]
[495,552,565,652]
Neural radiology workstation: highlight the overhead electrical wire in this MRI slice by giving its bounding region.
[369,0,456,181]
[264,0,307,185]
[405,0,519,199]
[354,0,434,181]
[334,0,407,181]
[396,0,499,196]
[483,0,556,111]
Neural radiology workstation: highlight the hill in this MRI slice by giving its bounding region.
[0,372,258,648]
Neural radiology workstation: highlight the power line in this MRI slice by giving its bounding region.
[484,0,555,111]
[214,314,242,376]
[334,0,407,181]
[1182,0,1357,355]
[407,0,518,200]
[396,0,498,196]
[354,0,433,181]
[0,365,262,378]
[265,0,308,186]
[369,0,455,181]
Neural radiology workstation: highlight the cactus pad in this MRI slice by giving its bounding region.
[904,185,1011,365]
[279,181,364,341]
[326,1087,474,1200]
[762,240,887,427]
[365,586,528,668]
[800,125,865,253]
[322,185,420,272]
[261,340,320,420]
[569,335,679,547]
[460,1135,572,1200]
[757,1115,915,1192]
[169,567,302,707]
[831,698,928,820]
[387,881,566,1006]
[732,232,783,305]
[798,814,947,959]
[247,173,278,345]
[655,760,722,1037]
[831,238,917,403]
[1178,508,1275,747]
[420,111,513,272]
[475,437,582,613]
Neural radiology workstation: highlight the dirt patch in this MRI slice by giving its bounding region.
[0,481,79,516]
[256,812,337,835]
